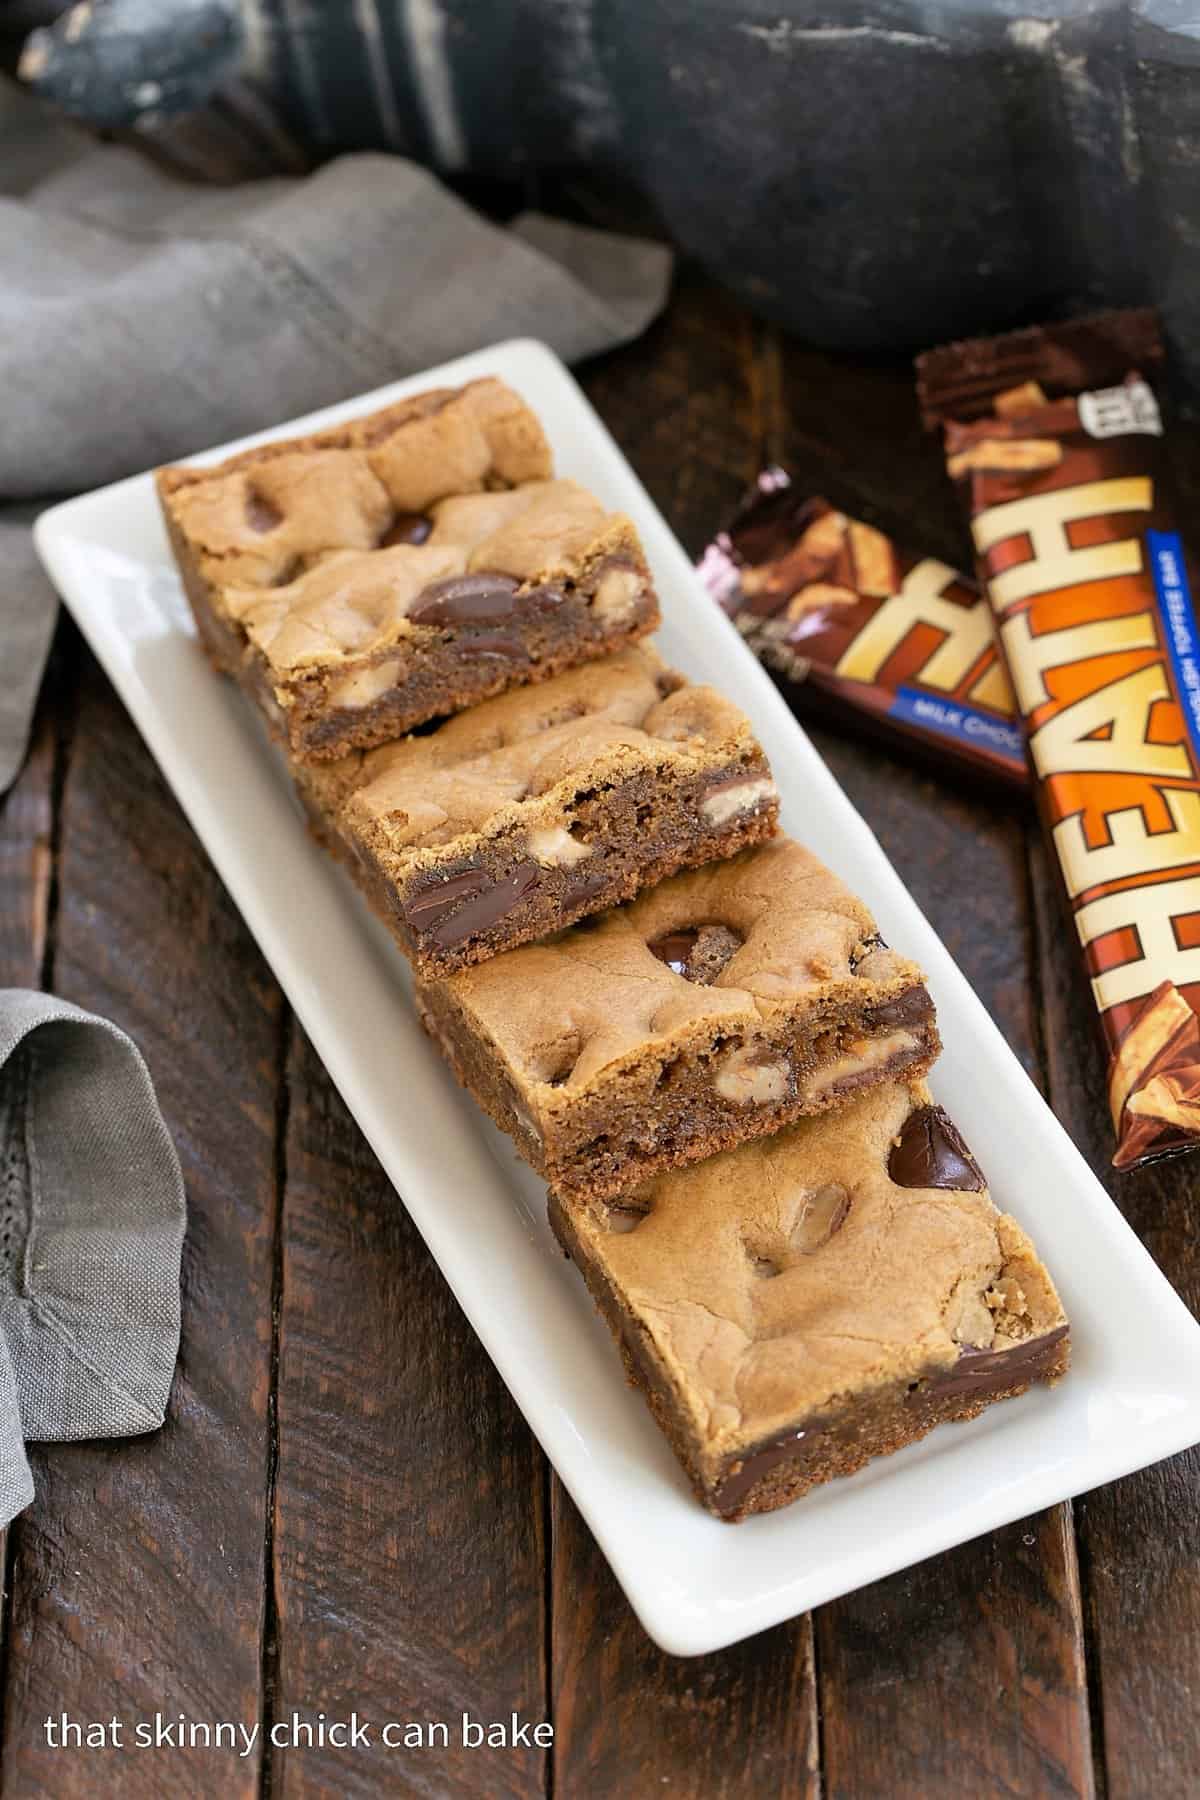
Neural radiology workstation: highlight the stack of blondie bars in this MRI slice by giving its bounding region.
[158,377,1069,1522]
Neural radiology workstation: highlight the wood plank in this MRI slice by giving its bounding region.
[809,724,1093,1800]
[577,266,764,554]
[771,341,1094,1798]
[0,648,59,992]
[759,341,965,560]
[268,1022,548,1799]
[1029,824,1200,1800]
[549,273,820,1798]
[551,1487,818,1799]
[817,1500,1091,1800]
[0,642,283,1798]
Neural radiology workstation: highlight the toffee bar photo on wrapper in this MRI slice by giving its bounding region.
[293,644,780,978]
[919,309,1200,1171]
[157,377,660,759]
[416,835,940,1202]
[549,1081,1070,1520]
[698,472,1028,787]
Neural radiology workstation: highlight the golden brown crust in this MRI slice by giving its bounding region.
[550,1082,1069,1517]
[290,645,780,976]
[158,379,555,617]
[157,378,663,756]
[156,378,547,493]
[218,484,637,678]
[301,645,771,872]
[430,837,925,1091]
[416,836,940,1194]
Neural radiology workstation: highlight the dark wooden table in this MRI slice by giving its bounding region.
[2,270,1198,1799]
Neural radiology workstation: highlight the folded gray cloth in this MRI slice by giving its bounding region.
[0,78,671,788]
[0,78,669,1521]
[0,992,186,1525]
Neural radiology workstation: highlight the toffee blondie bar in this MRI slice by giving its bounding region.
[417,836,940,1199]
[295,644,779,976]
[549,1081,1069,1518]
[158,378,659,758]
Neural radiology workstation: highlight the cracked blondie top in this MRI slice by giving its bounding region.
[550,1081,1068,1518]
[416,837,941,1197]
[295,644,779,976]
[160,378,553,594]
[157,378,659,757]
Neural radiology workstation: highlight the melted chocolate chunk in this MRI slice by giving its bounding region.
[711,1325,1067,1515]
[713,1430,809,1516]
[380,510,432,547]
[403,861,542,948]
[865,985,935,1032]
[570,870,613,905]
[925,1326,1069,1398]
[403,867,492,924]
[245,489,283,534]
[649,923,744,984]
[408,571,520,624]
[455,630,531,661]
[650,929,701,977]
[407,571,565,627]
[888,1104,985,1191]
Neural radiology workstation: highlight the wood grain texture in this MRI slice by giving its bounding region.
[15,270,1200,1797]
[0,643,283,1798]
[818,1508,1092,1800]
[577,266,764,553]
[551,1485,818,1799]
[778,338,1092,1800]
[1030,832,1200,1800]
[268,1022,549,1799]
[802,753,1093,1798]
[546,273,821,1799]
[0,673,57,992]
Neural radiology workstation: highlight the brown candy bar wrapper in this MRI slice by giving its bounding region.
[697,472,1028,787]
[919,308,1200,1171]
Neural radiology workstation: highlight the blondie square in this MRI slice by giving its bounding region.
[416,836,940,1198]
[549,1081,1069,1518]
[157,378,659,758]
[294,644,779,976]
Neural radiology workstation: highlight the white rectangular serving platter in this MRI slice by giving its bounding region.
[36,339,1200,1657]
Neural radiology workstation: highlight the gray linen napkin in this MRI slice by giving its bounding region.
[0,78,669,1520]
[0,77,672,787]
[0,993,186,1524]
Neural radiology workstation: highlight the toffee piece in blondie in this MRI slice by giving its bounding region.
[295,644,779,977]
[157,378,659,758]
[549,1082,1069,1519]
[417,836,940,1199]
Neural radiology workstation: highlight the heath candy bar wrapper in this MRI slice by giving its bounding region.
[698,471,1028,787]
[919,309,1200,1170]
